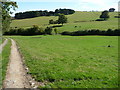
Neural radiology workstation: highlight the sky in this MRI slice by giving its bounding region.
[9,0,119,16]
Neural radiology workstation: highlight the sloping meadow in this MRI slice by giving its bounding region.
[11,11,118,32]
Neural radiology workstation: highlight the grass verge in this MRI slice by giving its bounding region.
[0,39,11,87]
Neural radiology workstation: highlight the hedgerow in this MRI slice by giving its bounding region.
[61,29,120,36]
[4,26,120,36]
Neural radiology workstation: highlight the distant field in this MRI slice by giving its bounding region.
[11,11,118,32]
[10,35,118,88]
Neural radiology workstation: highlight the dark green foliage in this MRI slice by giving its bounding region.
[96,18,105,21]
[109,8,115,12]
[55,8,75,15]
[44,27,53,35]
[54,28,57,34]
[4,25,44,35]
[15,9,75,19]
[4,28,120,36]
[58,14,67,25]
[61,29,120,36]
[1,1,18,32]
[100,10,110,20]
[15,11,41,19]
[61,31,72,35]
[49,19,58,24]
[49,19,54,24]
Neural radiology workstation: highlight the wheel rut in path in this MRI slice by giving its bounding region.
[3,39,31,88]
[0,39,8,53]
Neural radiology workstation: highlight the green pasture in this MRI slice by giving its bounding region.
[10,11,118,32]
[10,35,118,88]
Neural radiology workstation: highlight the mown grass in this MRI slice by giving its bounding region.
[10,35,118,88]
[0,39,11,87]
[10,11,118,32]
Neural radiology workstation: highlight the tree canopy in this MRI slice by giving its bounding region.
[15,8,75,19]
[109,8,115,12]
[58,14,67,25]
[100,10,110,20]
[1,1,18,32]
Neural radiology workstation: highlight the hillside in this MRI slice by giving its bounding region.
[11,11,118,32]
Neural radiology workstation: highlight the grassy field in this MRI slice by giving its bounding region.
[10,11,118,32]
[0,40,11,87]
[10,35,118,88]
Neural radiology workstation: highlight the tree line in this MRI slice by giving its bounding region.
[3,25,57,35]
[61,29,120,36]
[15,8,75,19]
[4,25,120,36]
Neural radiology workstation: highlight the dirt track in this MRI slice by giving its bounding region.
[3,39,31,88]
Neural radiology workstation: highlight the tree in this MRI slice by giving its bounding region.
[58,14,67,25]
[1,0,18,33]
[109,8,115,12]
[49,19,54,24]
[100,10,110,20]
[44,27,52,35]
[54,28,57,34]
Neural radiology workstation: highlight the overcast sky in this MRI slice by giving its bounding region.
[10,0,119,16]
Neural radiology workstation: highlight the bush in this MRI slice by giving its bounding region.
[49,19,58,24]
[44,27,53,35]
[61,31,72,35]
[49,19,54,24]
[4,25,44,35]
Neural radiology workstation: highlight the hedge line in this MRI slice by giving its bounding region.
[61,29,120,36]
[4,26,120,36]
[4,25,44,35]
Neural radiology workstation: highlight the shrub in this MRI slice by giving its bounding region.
[44,27,53,35]
[49,19,54,24]
[61,31,72,35]
[3,25,44,35]
[49,19,58,24]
